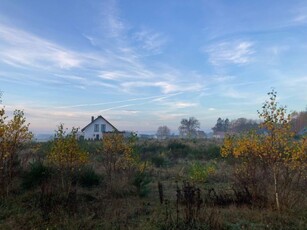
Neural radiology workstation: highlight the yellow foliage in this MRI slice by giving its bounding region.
[0,108,33,195]
[222,90,306,210]
[101,133,144,179]
[222,90,306,167]
[47,124,88,171]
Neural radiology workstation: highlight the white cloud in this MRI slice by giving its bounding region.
[205,40,254,65]
[134,29,168,53]
[121,80,203,94]
[173,102,198,109]
[56,94,179,109]
[99,71,123,80]
[0,24,83,69]
[0,22,202,97]
[293,14,307,23]
[291,6,307,25]
[99,0,126,38]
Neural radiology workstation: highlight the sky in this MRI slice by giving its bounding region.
[0,0,306,134]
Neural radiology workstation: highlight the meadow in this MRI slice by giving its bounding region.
[0,136,306,230]
[0,91,306,229]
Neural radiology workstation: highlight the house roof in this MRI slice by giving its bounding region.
[81,115,118,132]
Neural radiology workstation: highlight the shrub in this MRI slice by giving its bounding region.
[151,155,166,168]
[132,171,151,197]
[47,124,89,194]
[167,141,190,158]
[206,144,221,159]
[0,109,33,195]
[22,161,51,190]
[78,167,101,188]
[188,162,216,183]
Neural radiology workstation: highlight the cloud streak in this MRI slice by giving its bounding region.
[56,93,181,109]
[134,28,168,53]
[0,24,85,70]
[205,40,254,65]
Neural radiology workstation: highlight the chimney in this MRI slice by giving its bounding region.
[91,116,94,122]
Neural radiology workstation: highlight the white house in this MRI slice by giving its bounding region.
[81,116,118,140]
[212,131,226,139]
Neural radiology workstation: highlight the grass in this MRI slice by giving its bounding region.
[0,138,306,229]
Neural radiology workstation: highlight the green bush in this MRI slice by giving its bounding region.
[206,144,221,159]
[151,155,166,168]
[22,161,51,190]
[78,167,101,188]
[132,171,151,197]
[167,141,190,158]
[188,162,216,183]
[187,149,203,159]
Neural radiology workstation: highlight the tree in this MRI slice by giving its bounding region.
[0,108,33,195]
[156,125,171,139]
[229,118,259,134]
[222,90,306,210]
[100,133,149,196]
[101,133,136,181]
[290,110,307,134]
[212,117,231,133]
[47,124,88,194]
[179,117,200,138]
[212,117,224,133]
[102,133,132,181]
[224,118,230,132]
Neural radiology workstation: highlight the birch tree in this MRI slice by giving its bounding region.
[222,90,306,210]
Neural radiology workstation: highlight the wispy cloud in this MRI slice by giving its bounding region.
[291,6,307,25]
[0,24,85,69]
[99,0,125,38]
[173,102,198,109]
[56,93,180,109]
[134,28,168,53]
[292,14,307,23]
[121,80,203,94]
[204,40,254,65]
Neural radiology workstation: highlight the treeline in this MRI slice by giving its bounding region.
[212,110,306,136]
[212,117,259,133]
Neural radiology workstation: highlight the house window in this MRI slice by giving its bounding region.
[101,124,106,132]
[94,124,99,132]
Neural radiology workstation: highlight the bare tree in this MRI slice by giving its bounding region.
[179,117,200,138]
[156,125,171,139]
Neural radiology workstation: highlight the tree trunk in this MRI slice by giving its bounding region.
[273,168,280,211]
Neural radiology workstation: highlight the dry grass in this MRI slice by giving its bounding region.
[0,139,306,229]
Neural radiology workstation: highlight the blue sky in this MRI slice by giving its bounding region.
[0,0,306,134]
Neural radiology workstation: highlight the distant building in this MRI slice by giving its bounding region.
[212,131,226,139]
[81,116,118,140]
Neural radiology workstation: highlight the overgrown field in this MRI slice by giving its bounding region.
[0,91,306,229]
[0,136,306,230]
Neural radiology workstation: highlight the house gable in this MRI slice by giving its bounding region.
[81,116,118,140]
